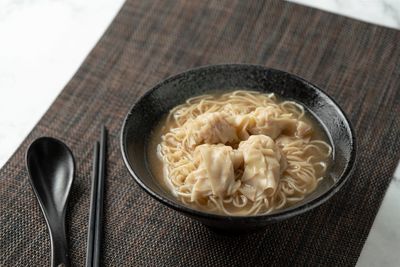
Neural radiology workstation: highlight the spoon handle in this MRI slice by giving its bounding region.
[49,222,70,267]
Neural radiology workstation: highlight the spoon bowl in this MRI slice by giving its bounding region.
[26,137,74,267]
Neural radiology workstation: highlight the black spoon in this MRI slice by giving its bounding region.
[26,137,74,267]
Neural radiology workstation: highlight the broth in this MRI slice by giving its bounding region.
[146,90,332,215]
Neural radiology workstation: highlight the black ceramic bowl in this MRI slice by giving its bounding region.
[121,64,356,232]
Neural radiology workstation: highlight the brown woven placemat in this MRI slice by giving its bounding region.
[1,0,400,266]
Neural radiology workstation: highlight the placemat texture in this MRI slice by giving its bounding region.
[1,0,400,266]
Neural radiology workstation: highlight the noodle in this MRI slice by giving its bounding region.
[155,90,332,216]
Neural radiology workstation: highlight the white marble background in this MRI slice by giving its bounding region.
[0,0,399,266]
[291,0,400,29]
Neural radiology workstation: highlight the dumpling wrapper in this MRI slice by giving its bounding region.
[296,121,313,138]
[238,135,283,200]
[190,144,241,201]
[248,107,298,139]
[185,112,238,148]
[226,115,256,140]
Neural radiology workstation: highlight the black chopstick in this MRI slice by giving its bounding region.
[86,141,99,267]
[93,126,107,266]
[86,126,107,267]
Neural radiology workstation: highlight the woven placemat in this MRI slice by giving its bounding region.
[1,0,400,266]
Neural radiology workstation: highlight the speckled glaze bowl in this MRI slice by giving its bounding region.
[120,64,356,232]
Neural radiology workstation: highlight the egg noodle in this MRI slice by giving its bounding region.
[158,90,331,215]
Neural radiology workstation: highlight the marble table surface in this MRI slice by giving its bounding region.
[0,0,399,266]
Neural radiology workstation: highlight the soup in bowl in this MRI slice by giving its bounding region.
[120,64,356,232]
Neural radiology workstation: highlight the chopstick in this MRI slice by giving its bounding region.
[94,126,107,266]
[86,141,99,267]
[86,125,107,267]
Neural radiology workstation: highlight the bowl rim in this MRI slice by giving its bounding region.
[120,63,357,222]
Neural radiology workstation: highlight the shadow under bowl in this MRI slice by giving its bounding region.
[120,64,356,232]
